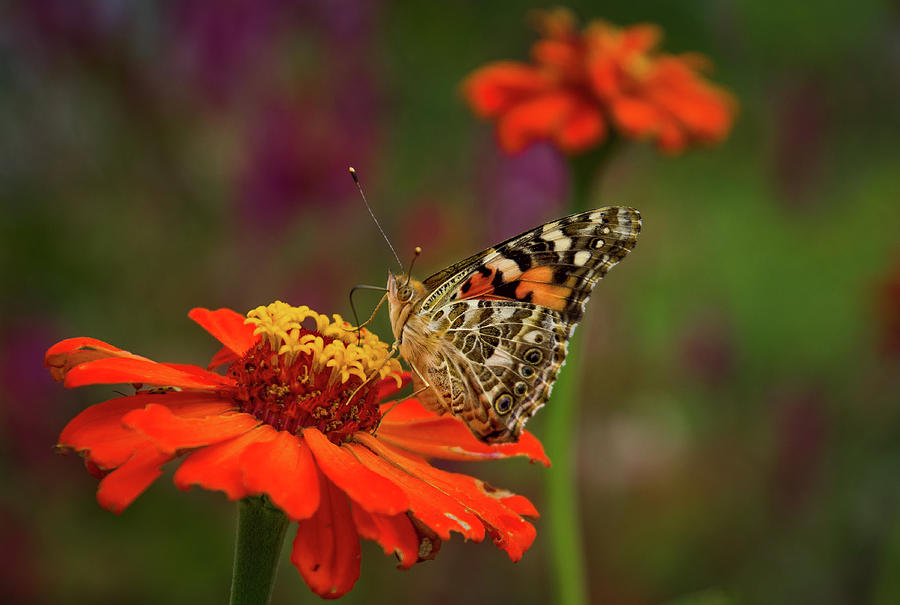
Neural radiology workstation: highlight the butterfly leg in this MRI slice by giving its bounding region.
[372,382,432,433]
[344,340,400,407]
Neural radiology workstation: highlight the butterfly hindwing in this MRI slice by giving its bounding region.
[417,300,569,442]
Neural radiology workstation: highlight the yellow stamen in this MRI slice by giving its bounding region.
[246,301,402,387]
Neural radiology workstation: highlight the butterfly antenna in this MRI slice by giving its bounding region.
[349,167,402,270]
[403,246,422,287]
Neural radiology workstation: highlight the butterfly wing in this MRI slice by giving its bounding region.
[414,299,568,442]
[412,206,641,442]
[419,207,641,325]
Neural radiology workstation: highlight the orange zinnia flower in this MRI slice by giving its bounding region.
[462,8,736,154]
[46,302,546,599]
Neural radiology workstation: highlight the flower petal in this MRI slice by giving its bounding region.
[173,425,277,500]
[462,61,550,117]
[346,442,484,543]
[555,101,606,152]
[496,91,579,153]
[95,445,173,514]
[123,404,259,455]
[610,96,663,137]
[374,374,412,403]
[45,337,151,382]
[302,428,408,516]
[378,407,550,466]
[63,357,231,390]
[350,506,419,569]
[291,471,361,599]
[240,431,320,521]
[59,394,161,468]
[355,434,536,561]
[188,308,258,357]
[207,345,239,370]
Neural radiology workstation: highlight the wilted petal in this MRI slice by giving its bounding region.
[45,337,151,382]
[350,505,419,569]
[355,434,536,561]
[347,442,484,543]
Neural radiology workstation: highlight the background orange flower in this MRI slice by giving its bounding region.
[462,8,736,154]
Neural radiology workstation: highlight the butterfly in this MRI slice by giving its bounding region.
[385,206,641,443]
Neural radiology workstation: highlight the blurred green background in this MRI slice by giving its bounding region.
[2,1,899,603]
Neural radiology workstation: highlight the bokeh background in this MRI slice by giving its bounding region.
[2,1,899,603]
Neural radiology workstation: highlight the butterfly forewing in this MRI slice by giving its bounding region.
[390,206,641,443]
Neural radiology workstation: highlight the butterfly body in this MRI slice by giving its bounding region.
[387,206,641,443]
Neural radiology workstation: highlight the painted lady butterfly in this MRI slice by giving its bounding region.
[386,207,641,443]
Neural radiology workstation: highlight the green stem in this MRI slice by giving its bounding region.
[544,330,588,605]
[230,496,290,605]
[544,141,617,605]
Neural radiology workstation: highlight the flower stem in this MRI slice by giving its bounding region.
[544,330,588,605]
[544,141,618,605]
[230,496,290,605]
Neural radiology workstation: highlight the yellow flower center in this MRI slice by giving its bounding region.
[229,301,402,443]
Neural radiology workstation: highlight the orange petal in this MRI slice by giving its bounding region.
[531,39,581,77]
[374,374,412,403]
[462,61,550,117]
[355,434,536,561]
[347,442,484,543]
[96,445,173,514]
[207,345,238,370]
[378,413,549,466]
[610,96,663,137]
[498,493,540,517]
[350,506,419,569]
[656,117,688,153]
[173,425,277,500]
[378,398,435,422]
[291,471,361,599]
[59,394,162,468]
[555,101,606,153]
[45,337,151,383]
[123,404,259,454]
[621,23,663,54]
[63,357,231,390]
[240,431,320,521]
[302,428,408,516]
[496,91,579,153]
[188,308,258,357]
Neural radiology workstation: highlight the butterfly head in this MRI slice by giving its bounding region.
[386,270,427,342]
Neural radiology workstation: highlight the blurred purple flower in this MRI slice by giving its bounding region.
[677,310,735,386]
[0,319,66,468]
[772,75,829,209]
[168,0,290,106]
[770,383,828,517]
[478,142,568,242]
[10,0,127,60]
[0,505,41,604]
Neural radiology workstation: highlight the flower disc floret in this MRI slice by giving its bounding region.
[236,302,403,442]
